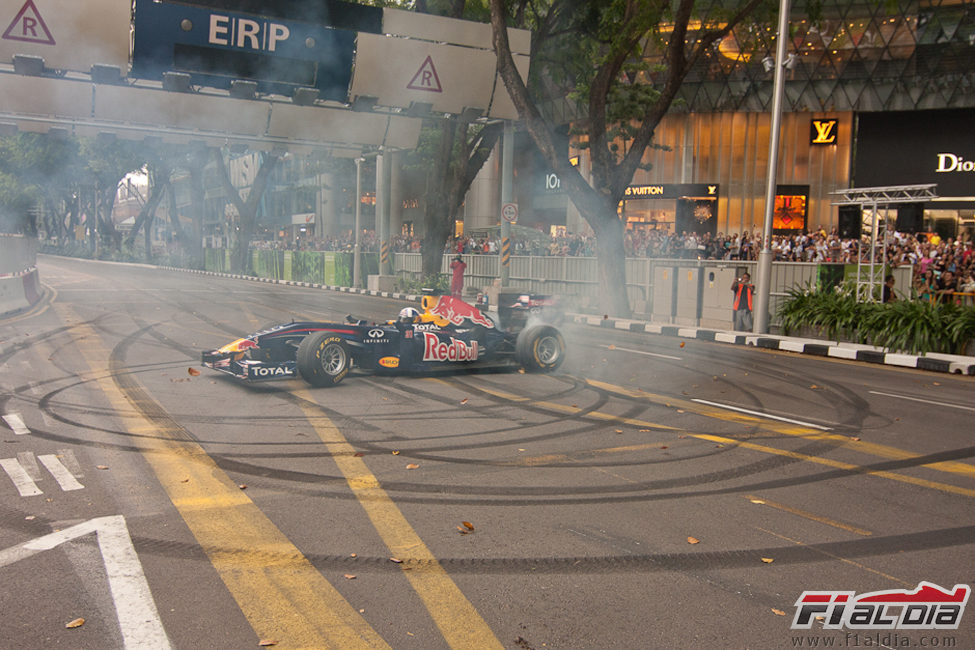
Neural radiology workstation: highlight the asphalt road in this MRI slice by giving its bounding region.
[0,255,972,650]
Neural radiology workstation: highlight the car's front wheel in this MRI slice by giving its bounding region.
[515,325,565,372]
[296,333,351,387]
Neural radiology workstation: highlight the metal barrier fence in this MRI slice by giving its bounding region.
[198,248,914,327]
[393,252,914,325]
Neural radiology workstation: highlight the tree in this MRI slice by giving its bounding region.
[489,0,769,316]
[213,149,281,273]
[412,120,503,277]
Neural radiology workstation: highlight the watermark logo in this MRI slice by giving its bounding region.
[792,582,970,631]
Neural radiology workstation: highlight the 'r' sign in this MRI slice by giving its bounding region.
[407,55,443,92]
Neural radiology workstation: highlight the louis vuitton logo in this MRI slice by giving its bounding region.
[811,119,838,145]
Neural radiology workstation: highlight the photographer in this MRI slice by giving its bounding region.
[731,272,754,331]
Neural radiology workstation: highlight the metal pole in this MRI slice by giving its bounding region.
[354,156,363,288]
[753,0,791,333]
[500,121,513,287]
[376,150,389,276]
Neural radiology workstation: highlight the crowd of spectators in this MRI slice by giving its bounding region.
[248,227,975,302]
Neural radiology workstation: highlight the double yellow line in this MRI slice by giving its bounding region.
[57,304,500,649]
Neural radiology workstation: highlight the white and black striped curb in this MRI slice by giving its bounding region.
[167,267,426,303]
[570,313,975,376]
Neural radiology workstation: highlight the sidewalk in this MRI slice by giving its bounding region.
[570,313,975,376]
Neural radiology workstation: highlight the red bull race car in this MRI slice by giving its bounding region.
[201,293,565,387]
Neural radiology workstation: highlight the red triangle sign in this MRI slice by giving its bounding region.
[407,55,443,93]
[3,0,55,45]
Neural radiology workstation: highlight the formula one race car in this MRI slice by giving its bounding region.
[201,293,565,387]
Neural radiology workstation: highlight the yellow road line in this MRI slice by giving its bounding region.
[583,378,975,479]
[745,496,873,536]
[57,305,389,649]
[294,389,503,650]
[457,378,975,498]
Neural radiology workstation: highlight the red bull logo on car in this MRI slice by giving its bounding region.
[422,332,479,362]
[423,295,495,329]
[217,338,258,354]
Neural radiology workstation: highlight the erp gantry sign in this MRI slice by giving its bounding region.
[131,0,371,102]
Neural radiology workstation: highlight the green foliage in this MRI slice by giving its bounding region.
[396,273,449,295]
[777,281,975,355]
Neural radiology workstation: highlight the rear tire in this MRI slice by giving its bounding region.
[296,333,351,387]
[515,325,565,372]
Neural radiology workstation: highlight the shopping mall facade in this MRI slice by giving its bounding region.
[455,0,975,242]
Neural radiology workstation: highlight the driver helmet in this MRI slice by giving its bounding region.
[398,307,420,324]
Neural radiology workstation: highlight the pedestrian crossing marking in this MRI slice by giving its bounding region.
[38,454,84,491]
[0,458,42,496]
[0,452,85,496]
[2,413,30,435]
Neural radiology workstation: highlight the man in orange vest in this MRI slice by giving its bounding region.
[731,272,754,331]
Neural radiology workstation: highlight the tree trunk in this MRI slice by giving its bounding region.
[591,210,630,316]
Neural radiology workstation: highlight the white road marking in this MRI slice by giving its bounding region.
[16,451,41,481]
[0,458,43,496]
[2,413,30,435]
[869,390,975,413]
[691,398,832,431]
[599,344,682,361]
[56,448,84,478]
[37,454,84,491]
[0,516,171,649]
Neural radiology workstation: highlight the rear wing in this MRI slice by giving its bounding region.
[496,292,564,331]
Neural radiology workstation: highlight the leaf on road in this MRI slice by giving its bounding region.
[188,367,201,376]
[460,398,469,405]
[258,640,278,647]
[608,344,616,350]
[391,451,400,455]
[65,618,85,629]
[353,452,365,457]
[659,445,668,450]
[679,341,685,348]
[772,609,786,616]
[462,521,475,530]
[456,526,470,535]
[344,574,356,580]
[238,484,247,490]
[761,557,774,563]
[851,437,861,441]
[687,536,700,544]
[96,465,109,470]
[389,557,403,563]
[614,429,623,433]
[406,463,419,470]
[350,553,357,558]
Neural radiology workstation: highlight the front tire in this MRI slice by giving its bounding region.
[515,325,565,372]
[296,333,351,387]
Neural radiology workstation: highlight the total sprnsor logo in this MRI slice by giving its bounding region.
[421,332,479,362]
[792,582,970,630]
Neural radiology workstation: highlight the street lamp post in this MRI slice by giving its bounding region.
[754,0,792,334]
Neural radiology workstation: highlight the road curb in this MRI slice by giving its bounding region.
[570,313,975,376]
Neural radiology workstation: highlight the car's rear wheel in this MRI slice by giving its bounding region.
[515,325,565,372]
[296,333,351,387]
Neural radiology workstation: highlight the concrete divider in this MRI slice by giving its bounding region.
[0,234,41,317]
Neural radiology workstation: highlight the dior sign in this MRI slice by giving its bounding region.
[935,153,975,173]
